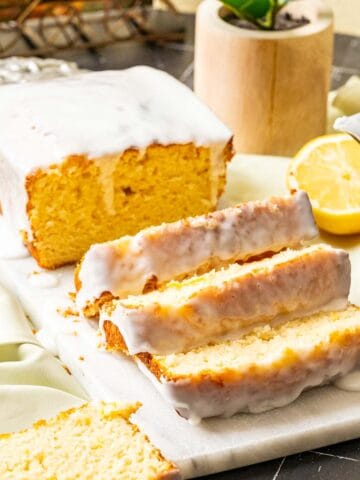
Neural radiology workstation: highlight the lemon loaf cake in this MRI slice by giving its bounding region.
[0,67,232,269]
[75,191,318,318]
[136,306,360,422]
[0,402,180,479]
[101,244,350,355]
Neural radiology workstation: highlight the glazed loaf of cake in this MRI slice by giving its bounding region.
[101,245,350,354]
[75,191,318,318]
[0,67,232,269]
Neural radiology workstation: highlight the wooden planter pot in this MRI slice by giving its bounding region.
[194,0,334,156]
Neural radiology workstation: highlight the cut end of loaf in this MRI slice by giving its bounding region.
[26,142,231,269]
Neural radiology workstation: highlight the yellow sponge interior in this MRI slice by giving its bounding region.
[26,143,223,269]
[0,402,177,480]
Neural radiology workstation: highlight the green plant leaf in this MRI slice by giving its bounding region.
[221,0,290,30]
[221,0,271,20]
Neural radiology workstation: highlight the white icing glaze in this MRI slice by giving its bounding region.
[77,191,318,312]
[137,344,360,423]
[334,114,360,141]
[334,369,360,392]
[0,66,232,245]
[101,244,350,355]
[28,271,59,288]
[0,67,231,174]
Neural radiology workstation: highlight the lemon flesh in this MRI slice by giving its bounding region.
[287,134,360,235]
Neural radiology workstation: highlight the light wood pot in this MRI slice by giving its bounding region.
[194,0,334,156]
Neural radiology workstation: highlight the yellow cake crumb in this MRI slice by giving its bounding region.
[0,402,180,479]
[25,142,231,269]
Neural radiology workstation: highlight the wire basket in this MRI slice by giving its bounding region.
[0,0,183,57]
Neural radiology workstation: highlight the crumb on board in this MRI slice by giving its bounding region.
[62,365,72,375]
[56,306,79,318]
[31,328,37,335]
[79,356,85,361]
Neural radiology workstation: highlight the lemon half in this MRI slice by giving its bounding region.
[287,134,360,235]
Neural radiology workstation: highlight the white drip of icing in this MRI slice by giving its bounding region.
[136,359,203,425]
[94,156,117,216]
[28,271,59,288]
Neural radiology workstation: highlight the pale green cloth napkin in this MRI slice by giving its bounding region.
[0,284,88,434]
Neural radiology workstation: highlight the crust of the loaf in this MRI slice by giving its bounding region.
[103,320,129,352]
[81,292,115,319]
[218,137,233,197]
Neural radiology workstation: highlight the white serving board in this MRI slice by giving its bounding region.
[1,154,360,479]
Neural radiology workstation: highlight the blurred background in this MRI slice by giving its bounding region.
[0,0,358,90]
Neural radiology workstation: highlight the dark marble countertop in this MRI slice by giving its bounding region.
[9,10,360,480]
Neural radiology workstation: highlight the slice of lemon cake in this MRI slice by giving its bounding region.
[0,402,180,480]
[101,244,350,355]
[0,67,232,269]
[75,191,318,318]
[136,306,360,422]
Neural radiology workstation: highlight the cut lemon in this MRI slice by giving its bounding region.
[287,134,360,235]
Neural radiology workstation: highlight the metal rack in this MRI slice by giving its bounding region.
[0,0,183,57]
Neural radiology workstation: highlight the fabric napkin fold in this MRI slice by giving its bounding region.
[0,284,88,434]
